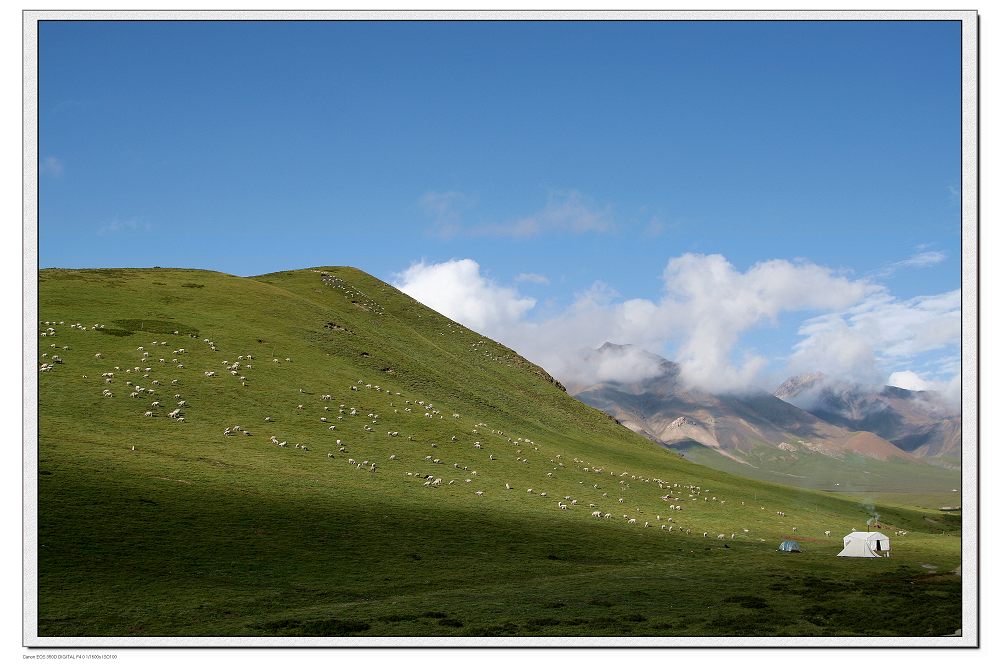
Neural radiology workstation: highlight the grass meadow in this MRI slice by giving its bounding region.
[35,267,962,637]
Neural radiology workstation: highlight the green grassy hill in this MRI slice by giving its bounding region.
[35,267,962,638]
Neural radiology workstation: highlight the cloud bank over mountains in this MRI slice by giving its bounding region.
[393,254,960,405]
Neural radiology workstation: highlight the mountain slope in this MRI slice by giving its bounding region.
[34,267,961,638]
[775,373,961,461]
[573,344,955,491]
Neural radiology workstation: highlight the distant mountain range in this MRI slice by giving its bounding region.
[572,343,960,489]
[775,372,961,460]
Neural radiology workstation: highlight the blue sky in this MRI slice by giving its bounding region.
[37,20,963,396]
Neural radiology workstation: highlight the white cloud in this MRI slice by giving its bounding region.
[791,289,960,376]
[643,217,666,237]
[887,370,933,392]
[568,344,671,389]
[514,272,550,285]
[496,190,613,238]
[419,189,614,239]
[788,316,883,386]
[873,250,947,278]
[787,288,960,412]
[887,370,961,412]
[393,259,535,334]
[658,255,874,392]
[894,250,947,270]
[393,254,892,395]
[418,191,475,238]
[40,156,64,178]
[97,217,151,236]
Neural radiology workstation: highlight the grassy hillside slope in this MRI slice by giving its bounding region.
[35,267,962,638]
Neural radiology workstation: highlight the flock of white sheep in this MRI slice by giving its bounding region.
[39,305,859,546]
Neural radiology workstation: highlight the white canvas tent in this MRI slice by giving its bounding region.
[837,531,891,557]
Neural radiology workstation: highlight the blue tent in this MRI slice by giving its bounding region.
[778,540,802,552]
